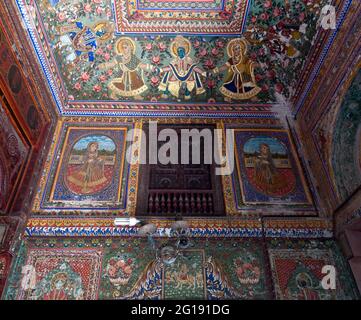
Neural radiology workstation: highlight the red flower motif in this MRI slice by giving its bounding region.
[145,43,153,51]
[204,59,215,69]
[199,48,207,57]
[260,13,269,20]
[158,42,166,51]
[81,72,90,82]
[152,56,160,65]
[255,74,263,82]
[193,40,201,48]
[150,76,160,86]
[275,83,284,93]
[93,84,101,92]
[264,0,272,9]
[211,48,219,56]
[96,48,103,55]
[266,70,276,79]
[273,7,281,17]
[96,6,103,15]
[58,12,66,22]
[84,4,92,13]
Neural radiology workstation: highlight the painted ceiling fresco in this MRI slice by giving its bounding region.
[18,0,329,114]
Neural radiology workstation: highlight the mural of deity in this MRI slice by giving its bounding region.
[284,269,331,300]
[65,135,116,195]
[57,21,113,64]
[243,137,296,197]
[30,262,84,300]
[213,38,261,100]
[100,37,152,99]
[158,36,207,100]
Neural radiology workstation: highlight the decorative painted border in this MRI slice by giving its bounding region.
[24,217,333,238]
[264,219,333,238]
[62,108,277,119]
[63,103,276,118]
[113,0,251,35]
[15,0,64,114]
[293,0,353,116]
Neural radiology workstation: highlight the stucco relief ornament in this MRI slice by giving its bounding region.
[213,38,261,101]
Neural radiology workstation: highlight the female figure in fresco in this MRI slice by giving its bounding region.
[213,38,261,100]
[253,143,288,195]
[158,36,206,100]
[100,37,152,99]
[67,141,107,194]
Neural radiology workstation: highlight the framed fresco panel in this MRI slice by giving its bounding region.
[233,129,313,206]
[268,240,360,300]
[16,248,102,300]
[39,123,132,212]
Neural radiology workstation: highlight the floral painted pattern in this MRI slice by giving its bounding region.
[29,0,328,105]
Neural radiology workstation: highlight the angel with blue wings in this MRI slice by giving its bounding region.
[57,21,113,64]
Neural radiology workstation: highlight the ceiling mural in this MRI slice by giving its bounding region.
[113,0,250,34]
[18,0,328,114]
